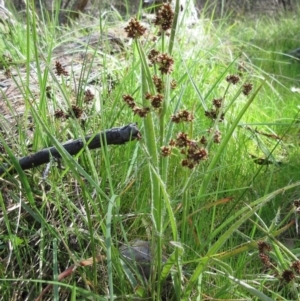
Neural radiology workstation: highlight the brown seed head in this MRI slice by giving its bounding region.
[133,106,150,118]
[152,75,164,93]
[257,241,271,253]
[54,109,66,119]
[123,94,136,108]
[161,146,172,157]
[282,270,295,283]
[199,136,207,145]
[226,74,240,85]
[55,61,69,76]
[66,105,83,119]
[170,79,177,89]
[175,132,189,148]
[291,261,300,274]
[259,253,272,268]
[213,98,223,108]
[148,49,160,65]
[242,83,253,96]
[156,53,174,74]
[171,110,194,123]
[151,93,164,108]
[124,18,147,39]
[213,130,222,144]
[154,3,174,31]
[84,89,95,103]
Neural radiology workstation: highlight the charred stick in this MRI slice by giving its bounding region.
[0,123,140,175]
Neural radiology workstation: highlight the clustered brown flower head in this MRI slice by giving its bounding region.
[242,83,253,96]
[258,241,272,253]
[171,110,194,123]
[258,241,273,270]
[55,61,68,76]
[282,270,295,283]
[84,89,95,103]
[123,94,135,108]
[152,75,164,93]
[150,93,164,108]
[54,109,66,119]
[213,130,222,144]
[291,261,300,274]
[258,241,298,283]
[161,146,172,157]
[148,49,160,66]
[259,252,272,268]
[153,3,174,31]
[162,132,208,169]
[156,53,174,74]
[54,105,83,119]
[148,50,174,74]
[124,18,146,39]
[199,136,207,145]
[170,79,177,89]
[205,98,225,122]
[123,94,150,118]
[66,105,83,119]
[226,74,240,85]
[145,92,164,109]
[133,106,150,117]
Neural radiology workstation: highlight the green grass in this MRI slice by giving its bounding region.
[1,1,300,300]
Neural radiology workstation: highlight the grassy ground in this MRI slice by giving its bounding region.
[1,1,300,300]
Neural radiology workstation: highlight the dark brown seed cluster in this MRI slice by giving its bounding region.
[123,94,135,108]
[123,94,150,118]
[84,89,95,103]
[258,241,272,269]
[258,241,272,253]
[161,146,172,157]
[54,109,66,119]
[242,83,253,96]
[162,132,208,168]
[124,18,147,39]
[152,75,164,93]
[258,241,299,283]
[226,74,240,85]
[67,105,83,119]
[133,106,151,117]
[153,3,174,31]
[55,61,69,76]
[170,79,177,89]
[147,50,174,74]
[282,270,295,283]
[291,261,300,274]
[148,49,160,66]
[171,110,194,123]
[156,53,174,74]
[213,130,222,144]
[259,252,272,268]
[199,136,207,145]
[54,105,84,119]
[150,93,164,108]
[205,98,225,122]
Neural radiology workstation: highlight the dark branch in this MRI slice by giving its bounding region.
[0,123,141,175]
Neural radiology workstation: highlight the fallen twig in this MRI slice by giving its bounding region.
[0,123,141,175]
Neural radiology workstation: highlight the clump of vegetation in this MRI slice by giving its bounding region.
[1,1,300,300]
